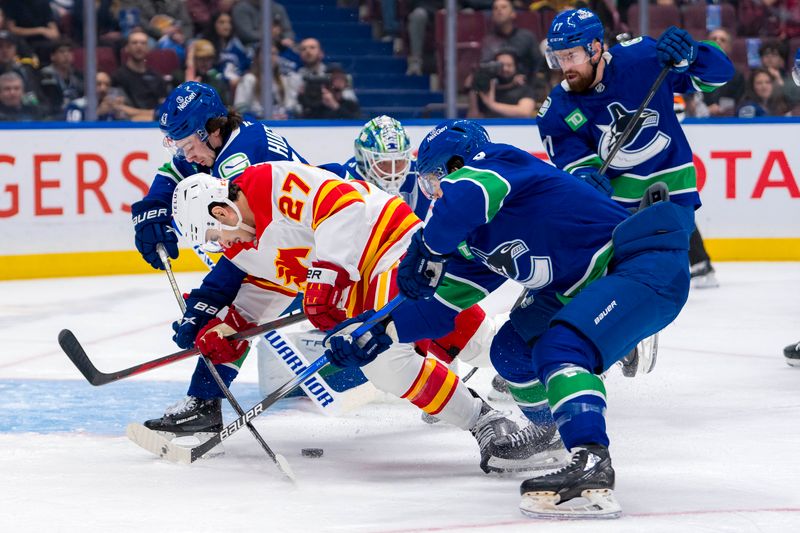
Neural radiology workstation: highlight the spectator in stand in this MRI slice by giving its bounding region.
[232,1,294,49]
[406,0,443,76]
[468,49,536,118]
[299,65,360,119]
[297,37,327,78]
[3,0,60,65]
[65,71,133,121]
[481,0,542,79]
[0,71,42,121]
[118,0,194,41]
[174,39,230,104]
[0,30,41,107]
[379,0,401,43]
[273,16,300,73]
[39,39,84,119]
[71,0,123,48]
[151,14,188,65]
[737,67,790,117]
[738,0,800,40]
[685,28,745,118]
[202,11,251,88]
[759,40,800,114]
[185,0,235,36]
[111,29,167,121]
[234,44,302,119]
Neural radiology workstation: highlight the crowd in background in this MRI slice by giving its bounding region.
[0,0,798,122]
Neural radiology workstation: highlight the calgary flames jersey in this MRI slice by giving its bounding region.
[222,161,420,316]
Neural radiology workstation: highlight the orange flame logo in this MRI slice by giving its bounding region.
[275,247,311,290]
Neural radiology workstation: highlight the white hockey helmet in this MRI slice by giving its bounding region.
[172,173,250,253]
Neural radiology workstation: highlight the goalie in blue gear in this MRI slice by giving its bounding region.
[324,119,694,519]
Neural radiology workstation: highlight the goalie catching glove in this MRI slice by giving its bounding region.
[195,306,255,365]
[324,309,398,367]
[303,261,352,331]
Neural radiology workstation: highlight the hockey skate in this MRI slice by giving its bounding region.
[470,400,562,473]
[619,333,659,377]
[519,444,621,520]
[784,341,800,367]
[690,260,719,289]
[487,373,513,402]
[486,422,568,472]
[139,396,224,458]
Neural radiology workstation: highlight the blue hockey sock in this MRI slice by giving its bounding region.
[507,378,556,428]
[544,364,608,450]
[187,355,243,399]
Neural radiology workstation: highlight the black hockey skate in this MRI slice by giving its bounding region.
[487,373,513,402]
[487,422,567,472]
[619,333,659,377]
[690,260,719,289]
[143,396,223,437]
[519,444,620,519]
[471,399,520,473]
[784,341,800,367]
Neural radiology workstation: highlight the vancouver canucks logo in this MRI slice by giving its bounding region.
[471,239,553,289]
[597,102,671,170]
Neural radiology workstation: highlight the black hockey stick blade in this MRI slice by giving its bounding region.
[131,295,407,464]
[58,312,308,386]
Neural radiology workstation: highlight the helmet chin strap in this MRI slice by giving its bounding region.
[220,198,256,235]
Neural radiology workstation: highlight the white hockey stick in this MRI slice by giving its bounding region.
[187,246,346,415]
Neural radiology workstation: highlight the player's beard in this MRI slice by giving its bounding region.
[564,68,594,93]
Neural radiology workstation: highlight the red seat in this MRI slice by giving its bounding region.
[730,37,749,73]
[435,10,488,92]
[681,3,736,40]
[121,48,181,77]
[72,46,119,75]
[626,5,681,38]
[515,10,542,39]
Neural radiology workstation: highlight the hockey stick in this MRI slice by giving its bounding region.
[598,63,671,175]
[156,245,295,480]
[127,294,407,464]
[58,312,307,386]
[187,245,344,416]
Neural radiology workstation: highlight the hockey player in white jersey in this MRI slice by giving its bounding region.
[169,162,554,474]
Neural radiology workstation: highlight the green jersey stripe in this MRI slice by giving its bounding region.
[434,273,489,311]
[611,164,696,201]
[156,161,184,184]
[445,166,511,223]
[560,240,614,302]
[564,154,604,173]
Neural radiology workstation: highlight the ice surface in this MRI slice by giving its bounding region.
[1,263,799,532]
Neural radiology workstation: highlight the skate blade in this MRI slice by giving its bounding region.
[621,333,659,378]
[691,272,719,289]
[170,432,225,459]
[786,357,800,368]
[486,449,569,474]
[421,412,441,425]
[520,488,621,520]
[487,390,514,402]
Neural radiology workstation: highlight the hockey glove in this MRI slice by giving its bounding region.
[131,198,179,270]
[656,26,697,73]
[324,309,397,368]
[171,288,228,349]
[573,167,613,197]
[303,261,352,331]
[195,306,255,365]
[397,230,448,300]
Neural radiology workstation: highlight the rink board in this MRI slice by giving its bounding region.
[1,119,799,279]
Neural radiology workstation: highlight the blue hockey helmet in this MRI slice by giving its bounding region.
[159,81,227,154]
[416,120,490,199]
[545,8,604,70]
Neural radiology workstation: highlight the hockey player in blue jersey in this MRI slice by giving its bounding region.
[130,81,309,438]
[323,120,694,518]
[322,116,530,422]
[537,9,732,290]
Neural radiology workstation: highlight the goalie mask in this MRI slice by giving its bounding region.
[172,173,254,253]
[354,115,412,195]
